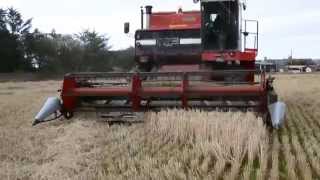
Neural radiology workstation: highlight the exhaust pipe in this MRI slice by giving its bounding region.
[145,6,153,29]
[33,97,62,126]
[268,102,286,128]
[140,6,144,29]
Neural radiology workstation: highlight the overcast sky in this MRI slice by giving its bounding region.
[1,0,320,59]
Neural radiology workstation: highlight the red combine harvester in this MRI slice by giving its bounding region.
[34,0,286,128]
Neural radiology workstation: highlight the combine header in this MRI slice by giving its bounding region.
[34,0,286,128]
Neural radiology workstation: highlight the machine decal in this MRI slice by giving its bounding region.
[136,39,157,46]
[180,38,201,45]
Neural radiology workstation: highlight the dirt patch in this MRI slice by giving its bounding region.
[0,81,108,180]
[0,73,63,82]
[6,86,26,90]
[0,92,14,95]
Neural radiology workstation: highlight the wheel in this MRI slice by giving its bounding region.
[63,111,74,119]
[268,90,278,105]
[262,111,273,128]
[265,90,279,128]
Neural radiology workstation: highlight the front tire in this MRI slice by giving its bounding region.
[63,111,74,119]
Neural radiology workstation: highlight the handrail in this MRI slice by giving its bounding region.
[243,19,259,52]
[67,70,263,78]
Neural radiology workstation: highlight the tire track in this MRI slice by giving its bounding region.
[269,133,280,180]
[296,105,320,142]
[286,107,303,179]
[257,142,269,180]
[281,125,298,180]
[287,106,314,179]
[223,161,242,180]
[239,154,258,180]
[239,143,266,180]
[284,115,302,180]
[213,159,226,180]
[265,132,275,180]
[277,129,288,180]
[290,105,320,151]
[290,105,320,178]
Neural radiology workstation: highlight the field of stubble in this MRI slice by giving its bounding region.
[0,74,319,180]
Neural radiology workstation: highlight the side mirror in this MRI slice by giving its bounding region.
[124,22,130,34]
[243,32,249,36]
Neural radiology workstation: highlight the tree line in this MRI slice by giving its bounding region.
[0,8,134,73]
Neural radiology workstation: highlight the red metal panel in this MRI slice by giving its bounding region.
[64,85,264,98]
[181,74,189,108]
[142,85,264,97]
[68,88,131,97]
[202,51,257,62]
[149,11,201,30]
[60,72,268,113]
[130,74,142,111]
[61,77,77,112]
[159,65,200,72]
[187,85,264,96]
[241,61,256,82]
[140,87,182,96]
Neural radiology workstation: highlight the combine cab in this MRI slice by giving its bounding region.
[34,0,286,128]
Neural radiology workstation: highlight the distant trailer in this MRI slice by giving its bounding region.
[255,62,277,72]
[287,65,313,73]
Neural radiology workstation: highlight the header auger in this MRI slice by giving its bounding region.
[34,0,286,128]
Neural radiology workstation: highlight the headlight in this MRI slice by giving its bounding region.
[139,56,149,63]
[216,57,224,62]
[229,52,236,57]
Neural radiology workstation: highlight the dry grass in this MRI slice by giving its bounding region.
[0,81,108,180]
[102,110,267,179]
[1,73,320,180]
